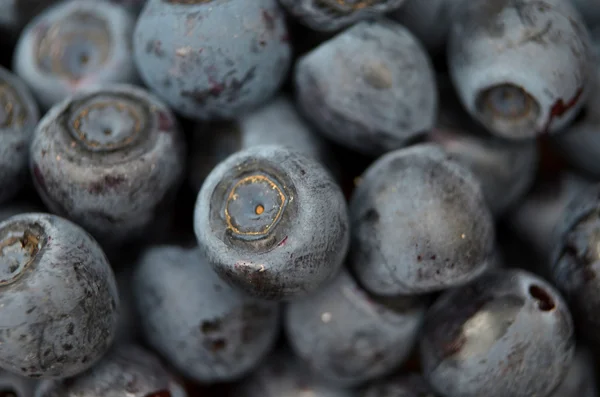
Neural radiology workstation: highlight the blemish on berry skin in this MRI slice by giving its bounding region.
[157,111,173,131]
[278,236,288,246]
[543,87,584,132]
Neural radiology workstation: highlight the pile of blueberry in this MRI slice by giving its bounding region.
[2,0,600,396]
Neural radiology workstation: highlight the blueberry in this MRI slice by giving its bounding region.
[508,172,591,267]
[390,0,464,54]
[548,346,597,397]
[0,66,39,206]
[29,84,186,247]
[13,0,138,110]
[285,269,426,386]
[0,369,38,397]
[295,19,437,156]
[233,348,355,397]
[194,145,349,300]
[551,183,600,349]
[34,344,187,397]
[571,0,600,28]
[278,0,407,32]
[360,373,436,397]
[349,144,495,296]
[420,268,574,397]
[426,81,538,216]
[132,245,280,383]
[189,96,333,192]
[0,213,119,379]
[448,0,593,138]
[133,0,291,121]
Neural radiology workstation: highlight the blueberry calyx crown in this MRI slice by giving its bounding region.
[36,11,112,80]
[224,172,288,241]
[0,81,27,129]
[0,221,44,287]
[66,93,149,152]
[476,83,540,127]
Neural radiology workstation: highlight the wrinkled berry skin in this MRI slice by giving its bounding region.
[551,183,600,349]
[361,373,437,397]
[29,84,186,246]
[133,0,291,121]
[0,66,39,205]
[194,145,349,300]
[234,348,355,397]
[350,144,495,296]
[0,369,38,397]
[278,0,406,32]
[420,268,574,397]
[549,346,597,397]
[285,269,426,386]
[133,245,280,383]
[448,0,593,139]
[0,213,119,379]
[189,96,333,192]
[13,0,138,110]
[35,344,187,397]
[296,19,437,156]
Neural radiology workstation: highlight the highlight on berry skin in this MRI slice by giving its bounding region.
[13,0,138,110]
[448,0,593,139]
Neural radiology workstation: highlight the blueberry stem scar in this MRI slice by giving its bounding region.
[0,227,41,286]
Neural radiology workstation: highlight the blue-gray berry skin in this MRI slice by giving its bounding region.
[360,373,437,397]
[448,0,593,139]
[29,84,186,247]
[508,172,591,270]
[390,0,464,54]
[13,0,138,110]
[278,0,406,32]
[0,213,119,379]
[295,19,437,156]
[0,369,38,397]
[133,0,291,121]
[233,348,355,397]
[285,269,426,386]
[548,346,597,397]
[35,344,187,397]
[132,245,280,383]
[194,145,350,300]
[189,96,334,192]
[420,268,575,397]
[349,144,495,296]
[550,183,600,349]
[0,66,39,206]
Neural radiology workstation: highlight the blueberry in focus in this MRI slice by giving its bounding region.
[233,347,355,397]
[420,268,574,397]
[0,369,38,397]
[360,373,437,397]
[189,95,333,192]
[13,0,138,110]
[448,0,593,139]
[0,213,119,379]
[278,0,407,32]
[29,84,186,247]
[0,66,39,205]
[350,144,495,296]
[194,145,349,300]
[295,19,437,156]
[285,269,426,386]
[133,0,292,121]
[551,183,600,349]
[35,344,187,397]
[132,245,280,383]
